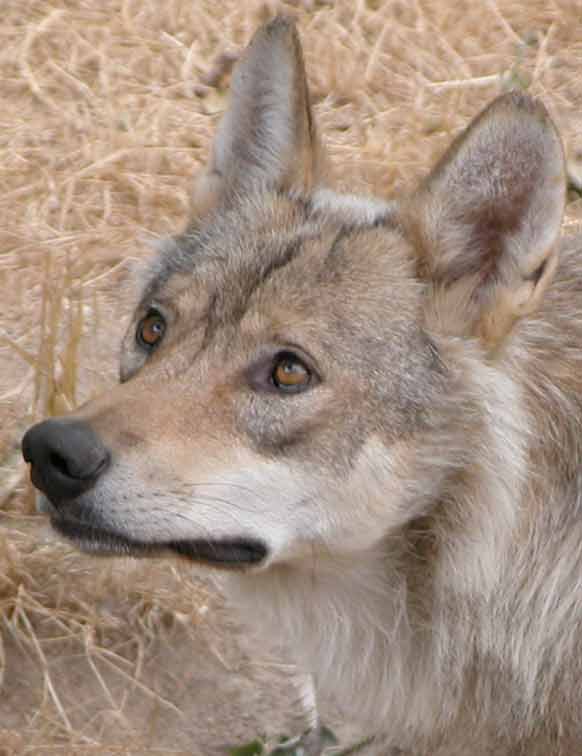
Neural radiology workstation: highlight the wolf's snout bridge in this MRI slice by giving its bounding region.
[22,419,110,502]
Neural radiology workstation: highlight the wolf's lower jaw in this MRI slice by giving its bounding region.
[50,514,268,568]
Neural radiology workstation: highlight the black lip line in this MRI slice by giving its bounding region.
[51,516,268,566]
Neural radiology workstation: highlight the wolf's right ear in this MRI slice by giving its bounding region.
[192,16,326,218]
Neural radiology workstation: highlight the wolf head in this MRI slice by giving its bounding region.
[22,17,565,572]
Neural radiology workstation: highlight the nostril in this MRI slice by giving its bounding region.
[47,444,109,481]
[49,450,72,478]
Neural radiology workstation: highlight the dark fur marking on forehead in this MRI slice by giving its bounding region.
[201,236,306,346]
[325,225,358,263]
[275,188,312,216]
[140,192,398,311]
[201,291,219,351]
[371,208,401,229]
[255,237,305,292]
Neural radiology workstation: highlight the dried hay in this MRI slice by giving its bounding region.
[1,0,581,750]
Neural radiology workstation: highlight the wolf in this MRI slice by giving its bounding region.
[21,14,582,755]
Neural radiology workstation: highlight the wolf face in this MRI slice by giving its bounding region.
[25,194,444,567]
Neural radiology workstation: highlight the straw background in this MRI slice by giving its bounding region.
[1,0,581,752]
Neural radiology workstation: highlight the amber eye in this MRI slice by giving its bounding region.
[272,353,311,393]
[136,310,166,350]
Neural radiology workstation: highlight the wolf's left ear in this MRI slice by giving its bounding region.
[406,92,566,348]
[192,16,326,217]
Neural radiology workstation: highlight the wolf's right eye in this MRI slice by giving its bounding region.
[136,310,166,350]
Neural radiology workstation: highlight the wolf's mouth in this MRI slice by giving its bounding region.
[50,514,268,568]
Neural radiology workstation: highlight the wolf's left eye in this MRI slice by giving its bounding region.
[136,310,166,350]
[272,353,311,393]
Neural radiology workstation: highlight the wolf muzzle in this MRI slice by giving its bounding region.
[21,419,110,505]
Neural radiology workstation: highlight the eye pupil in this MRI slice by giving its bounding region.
[137,311,166,349]
[272,355,310,391]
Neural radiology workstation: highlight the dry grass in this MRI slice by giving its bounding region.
[1,0,581,751]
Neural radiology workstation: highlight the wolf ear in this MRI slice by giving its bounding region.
[406,92,566,348]
[192,16,325,217]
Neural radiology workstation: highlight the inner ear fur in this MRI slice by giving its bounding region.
[404,91,566,349]
[191,16,327,221]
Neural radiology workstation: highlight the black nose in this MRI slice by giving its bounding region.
[22,419,110,503]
